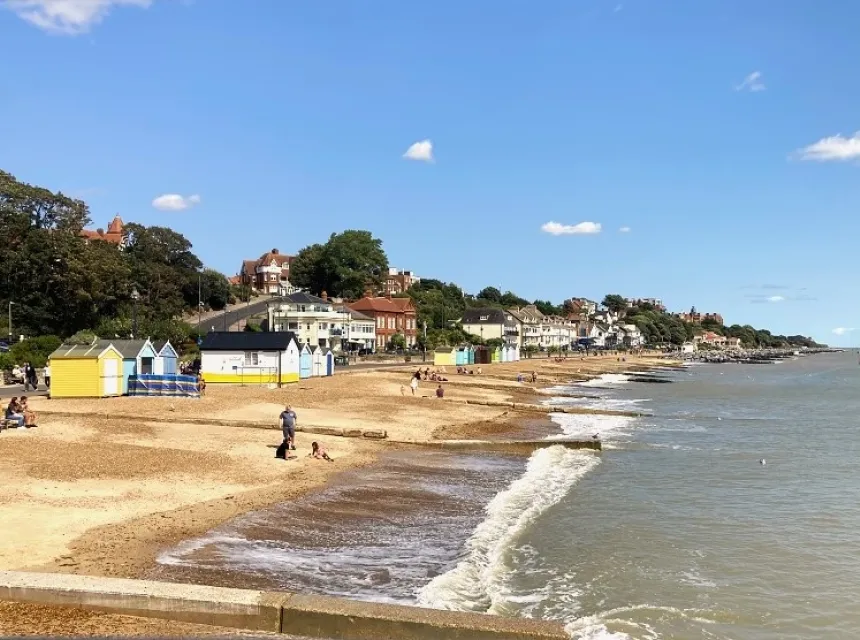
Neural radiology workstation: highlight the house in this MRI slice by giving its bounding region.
[111,339,159,395]
[384,268,421,295]
[153,341,179,375]
[333,305,376,352]
[268,291,349,351]
[239,248,294,295]
[79,215,126,248]
[695,331,727,348]
[677,310,724,326]
[48,340,124,398]
[200,332,301,385]
[621,324,644,348]
[725,337,742,349]
[540,315,578,350]
[460,308,520,346]
[625,297,666,312]
[508,306,543,349]
[681,342,696,354]
[347,295,418,349]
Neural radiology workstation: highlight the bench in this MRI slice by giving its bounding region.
[0,419,23,431]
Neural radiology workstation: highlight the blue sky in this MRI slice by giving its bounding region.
[1,0,859,344]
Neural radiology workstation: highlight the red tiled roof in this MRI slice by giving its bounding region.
[389,297,415,312]
[257,250,292,267]
[242,260,258,275]
[348,297,400,313]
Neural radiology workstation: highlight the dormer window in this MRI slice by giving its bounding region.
[479,315,489,321]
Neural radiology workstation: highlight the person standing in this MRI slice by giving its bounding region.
[279,405,298,450]
[43,361,51,389]
[27,363,38,391]
[409,375,419,396]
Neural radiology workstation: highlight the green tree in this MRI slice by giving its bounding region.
[288,243,328,295]
[389,333,407,350]
[477,287,502,303]
[601,294,627,314]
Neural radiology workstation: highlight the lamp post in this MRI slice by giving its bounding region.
[131,288,140,338]
[7,300,14,342]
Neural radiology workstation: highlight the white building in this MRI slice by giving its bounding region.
[268,292,350,351]
[335,305,376,352]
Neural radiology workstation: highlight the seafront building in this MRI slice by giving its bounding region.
[460,309,521,347]
[267,292,348,350]
[347,295,418,349]
[383,268,421,295]
[239,248,294,295]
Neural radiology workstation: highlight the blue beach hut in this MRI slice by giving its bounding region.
[153,340,179,375]
[112,339,158,395]
[455,347,468,366]
[299,343,313,379]
[325,349,335,376]
[467,345,475,365]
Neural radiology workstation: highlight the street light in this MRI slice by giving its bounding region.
[131,288,140,338]
[7,300,14,342]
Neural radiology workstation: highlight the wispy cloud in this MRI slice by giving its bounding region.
[832,327,855,336]
[767,295,785,303]
[735,71,766,92]
[403,139,434,163]
[541,221,602,236]
[152,193,201,211]
[619,226,631,233]
[794,132,860,162]
[2,0,152,35]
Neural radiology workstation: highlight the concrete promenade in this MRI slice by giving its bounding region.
[0,571,569,640]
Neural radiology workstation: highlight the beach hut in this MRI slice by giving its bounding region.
[199,332,301,385]
[153,341,179,375]
[49,340,124,398]
[467,345,475,365]
[433,348,456,367]
[455,347,468,366]
[491,347,501,363]
[473,346,490,365]
[325,349,335,376]
[299,343,313,379]
[503,345,514,362]
[512,346,521,361]
[311,346,325,377]
[112,339,158,395]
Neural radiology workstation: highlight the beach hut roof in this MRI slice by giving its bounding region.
[110,339,151,358]
[152,340,178,356]
[50,340,120,359]
[200,331,298,351]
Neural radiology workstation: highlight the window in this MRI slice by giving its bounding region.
[377,316,384,328]
[244,352,259,366]
[479,315,489,321]
[306,324,311,330]
[288,322,299,331]
[388,317,395,329]
[140,357,154,375]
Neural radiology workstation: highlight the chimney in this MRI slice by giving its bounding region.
[272,248,279,255]
[321,291,328,301]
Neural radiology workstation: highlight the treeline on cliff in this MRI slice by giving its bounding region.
[0,170,231,344]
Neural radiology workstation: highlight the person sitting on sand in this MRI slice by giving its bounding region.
[477,367,482,375]
[436,384,444,398]
[19,396,37,428]
[309,441,334,462]
[5,397,25,428]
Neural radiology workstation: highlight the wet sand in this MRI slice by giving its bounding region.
[0,353,671,635]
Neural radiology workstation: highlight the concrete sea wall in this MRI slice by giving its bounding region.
[0,571,568,640]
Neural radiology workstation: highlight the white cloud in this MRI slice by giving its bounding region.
[767,295,785,302]
[832,327,855,336]
[619,226,631,233]
[795,132,860,162]
[403,139,434,162]
[541,221,602,236]
[735,71,766,92]
[2,0,152,35]
[152,193,201,211]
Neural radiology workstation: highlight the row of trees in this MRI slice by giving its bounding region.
[0,170,231,344]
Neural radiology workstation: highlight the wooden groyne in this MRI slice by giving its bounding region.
[0,571,568,640]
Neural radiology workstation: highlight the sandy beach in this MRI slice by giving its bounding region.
[0,353,669,635]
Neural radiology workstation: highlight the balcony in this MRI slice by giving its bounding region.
[330,329,343,336]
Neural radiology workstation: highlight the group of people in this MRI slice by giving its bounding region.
[10,362,48,391]
[4,396,37,428]
[456,366,482,375]
[276,405,333,462]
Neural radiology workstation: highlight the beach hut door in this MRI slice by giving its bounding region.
[103,358,120,395]
[141,357,154,375]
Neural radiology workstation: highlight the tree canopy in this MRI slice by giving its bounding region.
[0,169,228,343]
[289,230,388,299]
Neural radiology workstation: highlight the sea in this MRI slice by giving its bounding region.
[151,352,860,639]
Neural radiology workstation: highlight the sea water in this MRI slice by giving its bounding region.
[154,352,860,639]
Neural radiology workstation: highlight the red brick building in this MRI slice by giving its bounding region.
[347,295,418,349]
[80,215,126,247]
[384,268,421,295]
[239,248,294,295]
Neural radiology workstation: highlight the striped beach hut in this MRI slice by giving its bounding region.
[49,340,124,398]
[299,343,313,379]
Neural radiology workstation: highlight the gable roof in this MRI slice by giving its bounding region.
[153,341,178,357]
[279,292,329,305]
[110,339,153,358]
[200,332,298,351]
[348,297,399,314]
[389,297,415,312]
[461,308,508,325]
[257,249,292,267]
[50,340,121,359]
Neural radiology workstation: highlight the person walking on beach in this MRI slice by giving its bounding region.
[410,375,419,396]
[43,361,51,389]
[280,405,297,450]
[27,363,38,391]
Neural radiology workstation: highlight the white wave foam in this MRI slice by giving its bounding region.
[416,446,599,613]
[156,533,248,566]
[577,374,631,388]
[548,412,636,441]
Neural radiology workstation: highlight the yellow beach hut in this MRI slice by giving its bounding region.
[433,347,456,367]
[49,340,124,398]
